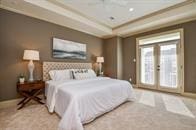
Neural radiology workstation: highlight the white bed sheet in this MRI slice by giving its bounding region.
[46,77,135,130]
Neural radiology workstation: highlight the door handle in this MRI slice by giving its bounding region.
[157,65,160,71]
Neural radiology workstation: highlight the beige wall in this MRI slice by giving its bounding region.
[0,9,103,101]
[123,20,196,93]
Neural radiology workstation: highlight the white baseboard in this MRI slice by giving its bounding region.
[182,92,196,99]
[134,84,196,99]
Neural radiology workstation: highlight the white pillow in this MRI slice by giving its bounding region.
[88,69,97,77]
[49,69,73,81]
[72,69,96,80]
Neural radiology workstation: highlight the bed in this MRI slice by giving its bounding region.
[43,62,135,130]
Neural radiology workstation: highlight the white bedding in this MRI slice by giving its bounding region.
[45,77,135,130]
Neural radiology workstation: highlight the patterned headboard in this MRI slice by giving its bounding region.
[43,62,92,81]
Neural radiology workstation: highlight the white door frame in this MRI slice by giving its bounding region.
[136,28,184,94]
[139,44,157,89]
[157,42,181,93]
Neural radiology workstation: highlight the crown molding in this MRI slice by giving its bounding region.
[113,0,195,30]
[48,0,112,29]
[0,0,112,38]
[114,1,196,38]
[23,0,112,33]
[49,0,194,30]
[121,17,196,38]
[0,0,196,38]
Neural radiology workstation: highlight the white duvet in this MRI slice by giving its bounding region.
[45,77,135,130]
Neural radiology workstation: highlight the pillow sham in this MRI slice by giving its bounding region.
[49,69,73,81]
[72,69,96,79]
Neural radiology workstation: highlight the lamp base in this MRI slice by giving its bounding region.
[28,60,34,81]
[98,63,102,75]
[28,79,34,82]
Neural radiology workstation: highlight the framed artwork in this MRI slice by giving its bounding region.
[53,38,86,60]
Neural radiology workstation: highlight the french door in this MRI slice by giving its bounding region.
[139,41,182,93]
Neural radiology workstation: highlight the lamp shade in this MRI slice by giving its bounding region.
[23,50,39,61]
[96,57,104,63]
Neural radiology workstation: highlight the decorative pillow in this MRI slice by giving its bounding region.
[49,69,73,81]
[72,69,96,79]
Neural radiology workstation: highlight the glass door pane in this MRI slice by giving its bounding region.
[159,44,177,88]
[140,47,155,85]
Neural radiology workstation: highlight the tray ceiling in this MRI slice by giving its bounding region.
[53,0,187,28]
[1,0,196,38]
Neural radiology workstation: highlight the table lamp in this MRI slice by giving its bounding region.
[23,50,39,81]
[96,57,104,75]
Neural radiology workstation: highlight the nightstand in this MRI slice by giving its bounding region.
[97,74,108,77]
[97,74,105,77]
[17,80,45,110]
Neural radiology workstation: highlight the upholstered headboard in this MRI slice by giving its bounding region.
[43,62,92,81]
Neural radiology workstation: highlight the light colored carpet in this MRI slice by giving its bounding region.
[0,88,196,130]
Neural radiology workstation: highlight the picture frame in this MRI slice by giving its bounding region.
[53,38,86,60]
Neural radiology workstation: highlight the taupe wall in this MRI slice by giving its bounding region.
[123,37,136,83]
[1,9,196,101]
[103,37,118,78]
[0,9,103,101]
[123,20,196,93]
[117,37,123,79]
[103,36,123,79]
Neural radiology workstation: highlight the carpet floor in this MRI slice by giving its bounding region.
[0,88,196,130]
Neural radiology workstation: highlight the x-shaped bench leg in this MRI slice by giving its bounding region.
[17,89,44,110]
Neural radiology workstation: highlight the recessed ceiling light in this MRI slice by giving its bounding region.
[129,8,134,12]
